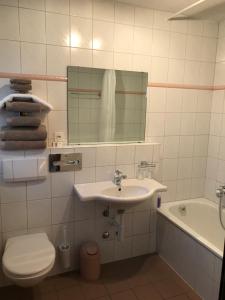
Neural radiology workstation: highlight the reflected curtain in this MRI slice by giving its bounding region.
[99,69,116,142]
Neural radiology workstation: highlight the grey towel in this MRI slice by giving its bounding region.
[12,97,33,102]
[0,140,47,150]
[0,125,47,141]
[10,83,32,93]
[10,79,31,85]
[6,116,41,127]
[5,101,44,112]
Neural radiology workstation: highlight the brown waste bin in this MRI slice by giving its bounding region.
[80,241,101,281]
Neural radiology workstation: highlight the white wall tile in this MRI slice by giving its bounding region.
[46,0,69,14]
[114,52,132,70]
[47,45,70,76]
[95,166,115,182]
[1,201,27,232]
[135,7,154,28]
[169,33,186,59]
[0,182,26,203]
[180,113,196,135]
[74,196,95,220]
[93,50,113,69]
[27,177,51,201]
[0,40,20,72]
[46,13,70,46]
[133,27,152,55]
[178,158,192,179]
[93,0,114,22]
[147,113,165,137]
[48,110,67,141]
[47,82,67,111]
[71,16,92,48]
[148,88,166,112]
[114,23,134,53]
[27,198,51,228]
[167,59,185,84]
[179,136,194,158]
[152,29,170,57]
[162,159,178,181]
[52,196,75,224]
[19,0,45,10]
[164,113,181,136]
[115,2,134,25]
[19,8,45,43]
[71,48,92,67]
[151,57,168,82]
[135,144,153,163]
[75,167,95,184]
[153,10,171,31]
[96,146,116,166]
[70,0,92,18]
[116,145,135,165]
[51,172,74,197]
[0,6,19,40]
[163,136,179,159]
[93,20,114,51]
[21,42,46,74]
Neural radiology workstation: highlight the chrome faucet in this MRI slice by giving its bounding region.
[216,185,225,198]
[113,169,127,189]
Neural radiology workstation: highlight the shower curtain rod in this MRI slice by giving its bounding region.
[68,88,146,96]
[0,71,222,91]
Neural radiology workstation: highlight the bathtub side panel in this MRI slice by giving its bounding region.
[157,214,221,300]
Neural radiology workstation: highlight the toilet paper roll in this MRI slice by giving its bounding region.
[59,244,71,269]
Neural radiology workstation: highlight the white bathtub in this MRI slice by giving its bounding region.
[157,198,224,300]
[157,198,225,258]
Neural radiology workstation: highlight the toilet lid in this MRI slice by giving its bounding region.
[3,233,55,276]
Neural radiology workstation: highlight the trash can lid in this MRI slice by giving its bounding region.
[83,242,98,255]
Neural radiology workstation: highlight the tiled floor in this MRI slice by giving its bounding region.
[0,254,202,300]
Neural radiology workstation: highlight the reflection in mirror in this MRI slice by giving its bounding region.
[67,66,148,144]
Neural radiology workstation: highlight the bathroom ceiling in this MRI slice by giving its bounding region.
[120,0,198,12]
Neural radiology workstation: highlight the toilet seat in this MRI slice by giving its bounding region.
[3,233,55,277]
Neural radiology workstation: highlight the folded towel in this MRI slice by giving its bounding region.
[12,97,33,102]
[5,101,44,112]
[10,79,31,85]
[6,116,41,127]
[0,93,53,111]
[0,125,47,141]
[10,83,32,93]
[0,140,46,150]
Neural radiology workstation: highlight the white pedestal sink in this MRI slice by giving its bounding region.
[74,178,167,205]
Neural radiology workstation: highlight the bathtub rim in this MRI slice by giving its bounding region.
[157,198,224,259]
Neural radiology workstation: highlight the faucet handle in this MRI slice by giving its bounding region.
[114,169,122,176]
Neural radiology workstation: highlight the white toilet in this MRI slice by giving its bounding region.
[2,233,55,287]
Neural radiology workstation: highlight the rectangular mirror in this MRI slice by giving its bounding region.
[67,66,148,144]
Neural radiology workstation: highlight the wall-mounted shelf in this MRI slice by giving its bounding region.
[168,0,225,20]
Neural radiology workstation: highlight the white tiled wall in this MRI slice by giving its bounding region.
[205,19,225,202]
[0,0,221,287]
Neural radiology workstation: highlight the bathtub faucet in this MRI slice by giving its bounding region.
[216,185,225,199]
[216,185,225,230]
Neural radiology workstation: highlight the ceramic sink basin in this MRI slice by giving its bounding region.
[74,178,167,204]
